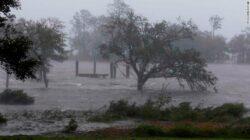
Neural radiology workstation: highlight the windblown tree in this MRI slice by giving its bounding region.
[101,0,217,91]
[0,0,39,88]
[70,9,97,60]
[209,15,223,39]
[16,18,67,88]
[70,10,110,76]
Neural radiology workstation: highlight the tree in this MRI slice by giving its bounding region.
[70,10,110,75]
[108,0,132,18]
[0,0,20,27]
[229,27,250,63]
[174,31,228,63]
[101,0,217,91]
[70,9,97,60]
[0,0,39,88]
[16,18,67,88]
[209,15,223,39]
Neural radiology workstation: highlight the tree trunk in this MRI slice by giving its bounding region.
[110,62,116,79]
[38,69,43,81]
[113,64,117,79]
[126,64,130,79]
[43,69,49,88]
[110,62,113,79]
[137,77,146,91]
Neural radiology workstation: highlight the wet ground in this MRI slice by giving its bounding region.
[0,61,249,135]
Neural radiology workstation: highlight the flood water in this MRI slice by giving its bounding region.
[0,61,249,135]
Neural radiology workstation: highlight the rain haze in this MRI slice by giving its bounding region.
[15,0,247,39]
[1,0,250,137]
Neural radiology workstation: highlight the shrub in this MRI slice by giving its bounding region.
[211,103,247,122]
[106,100,138,118]
[168,103,247,122]
[0,89,34,105]
[89,98,248,123]
[136,98,170,120]
[134,124,166,137]
[88,100,138,122]
[169,102,202,121]
[63,118,78,133]
[235,117,250,124]
[168,124,200,138]
[134,122,231,138]
[88,97,171,122]
[0,113,7,125]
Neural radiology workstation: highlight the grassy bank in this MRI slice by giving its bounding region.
[88,98,248,123]
[86,99,250,138]
[0,137,248,140]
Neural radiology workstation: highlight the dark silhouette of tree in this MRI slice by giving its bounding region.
[0,0,39,87]
[16,18,67,88]
[101,0,217,91]
[0,0,20,27]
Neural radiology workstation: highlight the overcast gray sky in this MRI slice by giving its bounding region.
[14,0,247,39]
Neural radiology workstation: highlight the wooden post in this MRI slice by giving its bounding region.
[110,62,114,79]
[93,56,97,75]
[126,64,130,79]
[6,72,9,89]
[113,63,117,79]
[75,60,79,77]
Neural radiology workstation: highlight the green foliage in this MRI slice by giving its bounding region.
[0,32,39,80]
[168,103,246,122]
[107,100,137,117]
[134,123,250,138]
[0,89,34,105]
[168,124,200,138]
[16,18,67,87]
[0,0,39,81]
[89,98,247,123]
[63,119,78,133]
[0,136,246,140]
[0,0,20,27]
[168,102,202,121]
[0,113,7,125]
[211,103,246,122]
[88,96,171,122]
[88,100,137,122]
[16,18,68,64]
[135,125,166,137]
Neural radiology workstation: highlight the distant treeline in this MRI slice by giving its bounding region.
[175,29,250,64]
